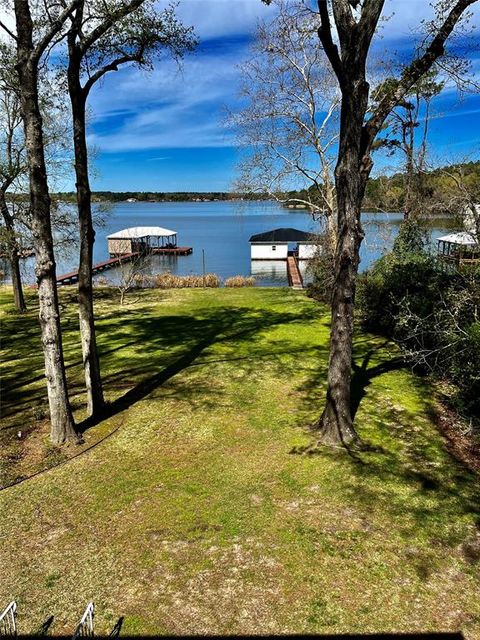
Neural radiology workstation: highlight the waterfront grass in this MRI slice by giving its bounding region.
[0,286,479,636]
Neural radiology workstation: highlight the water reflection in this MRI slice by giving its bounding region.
[250,260,288,287]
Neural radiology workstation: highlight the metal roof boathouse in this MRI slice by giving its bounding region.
[57,227,192,286]
[249,227,322,290]
[249,227,320,261]
[436,205,480,268]
[107,227,192,257]
[436,232,480,267]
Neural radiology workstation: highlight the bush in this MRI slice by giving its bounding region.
[305,237,335,303]
[357,250,444,337]
[224,275,256,288]
[358,220,480,418]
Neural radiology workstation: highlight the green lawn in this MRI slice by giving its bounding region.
[0,286,479,636]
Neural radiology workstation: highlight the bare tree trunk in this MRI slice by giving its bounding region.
[0,189,26,312]
[14,0,78,444]
[314,77,371,446]
[68,50,105,417]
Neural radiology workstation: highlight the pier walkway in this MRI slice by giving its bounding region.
[287,256,304,289]
[56,246,193,286]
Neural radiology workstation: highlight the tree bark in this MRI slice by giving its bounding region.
[0,189,26,312]
[314,75,371,445]
[67,46,105,417]
[14,0,78,444]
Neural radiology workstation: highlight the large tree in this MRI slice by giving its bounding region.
[65,0,195,417]
[2,0,82,444]
[0,41,73,313]
[310,0,478,445]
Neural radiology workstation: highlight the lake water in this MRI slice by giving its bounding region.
[9,200,452,287]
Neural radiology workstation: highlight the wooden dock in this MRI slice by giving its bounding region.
[149,246,193,256]
[56,252,139,285]
[56,246,193,286]
[287,256,304,289]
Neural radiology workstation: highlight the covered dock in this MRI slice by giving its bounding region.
[436,231,480,267]
[249,227,321,289]
[249,228,321,261]
[107,226,192,257]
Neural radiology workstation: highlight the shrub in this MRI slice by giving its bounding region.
[224,275,256,287]
[358,221,480,418]
[357,250,444,337]
[305,236,335,303]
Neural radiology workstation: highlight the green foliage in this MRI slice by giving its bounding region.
[305,239,335,304]
[392,219,429,255]
[363,161,480,213]
[359,227,480,416]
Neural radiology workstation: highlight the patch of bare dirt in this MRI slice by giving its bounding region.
[436,400,480,474]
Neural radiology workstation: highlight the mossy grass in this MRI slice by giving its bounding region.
[0,285,479,636]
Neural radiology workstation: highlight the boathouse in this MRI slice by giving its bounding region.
[249,228,319,260]
[107,226,178,256]
[436,231,480,266]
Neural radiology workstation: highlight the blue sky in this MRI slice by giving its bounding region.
[86,0,480,192]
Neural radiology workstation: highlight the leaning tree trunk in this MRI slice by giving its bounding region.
[0,189,26,312]
[68,66,105,417]
[14,1,78,444]
[314,77,371,446]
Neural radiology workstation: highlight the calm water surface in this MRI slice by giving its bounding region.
[14,200,452,287]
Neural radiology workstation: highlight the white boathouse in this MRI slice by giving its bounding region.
[249,228,320,261]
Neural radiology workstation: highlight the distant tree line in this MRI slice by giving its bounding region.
[282,161,480,216]
[51,160,480,212]
[363,161,480,214]
[53,191,268,203]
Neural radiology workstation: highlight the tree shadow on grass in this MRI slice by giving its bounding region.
[350,344,406,420]
[77,303,318,433]
[293,334,480,546]
[292,339,404,432]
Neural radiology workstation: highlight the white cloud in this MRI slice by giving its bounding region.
[86,0,480,152]
[88,41,245,150]
[174,0,270,40]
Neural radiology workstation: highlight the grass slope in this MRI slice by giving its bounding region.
[0,286,479,636]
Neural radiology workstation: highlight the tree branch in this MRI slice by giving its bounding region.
[357,0,384,54]
[317,0,344,83]
[0,20,18,41]
[34,0,83,62]
[362,0,478,155]
[82,53,141,96]
[78,0,145,53]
